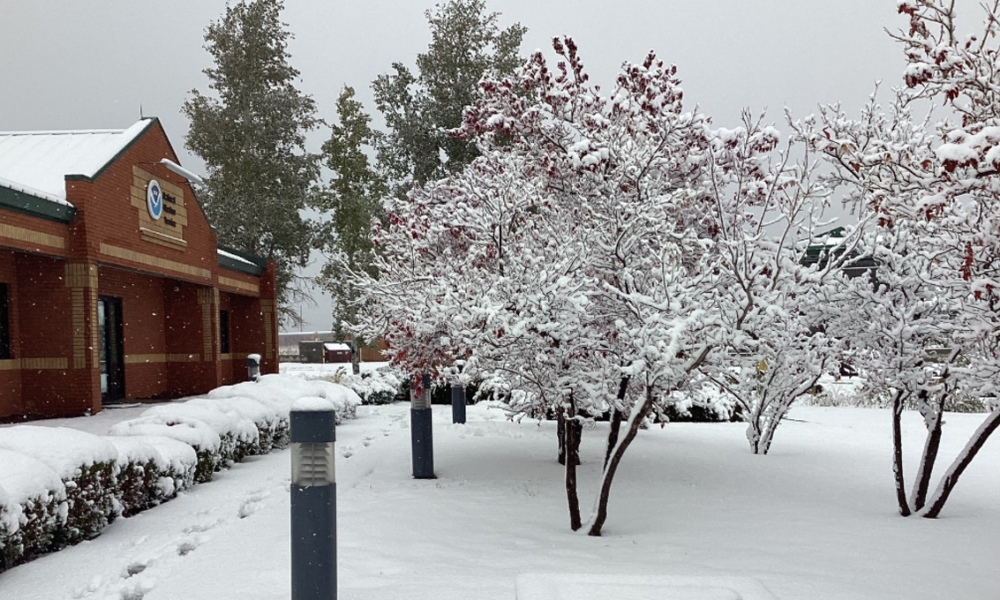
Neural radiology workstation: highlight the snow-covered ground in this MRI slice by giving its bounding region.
[279,361,392,379]
[1,403,998,600]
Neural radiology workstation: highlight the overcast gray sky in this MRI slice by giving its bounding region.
[0,0,949,331]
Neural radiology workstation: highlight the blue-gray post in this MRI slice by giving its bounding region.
[411,373,435,479]
[290,408,337,600]
[451,385,466,424]
[451,361,466,424]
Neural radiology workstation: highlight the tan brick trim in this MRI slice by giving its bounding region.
[196,287,216,361]
[65,263,98,289]
[0,358,69,371]
[0,223,66,250]
[124,353,201,364]
[90,289,99,368]
[261,299,275,360]
[139,228,187,251]
[71,289,86,369]
[218,276,259,295]
[100,243,211,280]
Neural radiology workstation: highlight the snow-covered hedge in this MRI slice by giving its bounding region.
[0,449,65,571]
[0,427,118,548]
[0,375,360,574]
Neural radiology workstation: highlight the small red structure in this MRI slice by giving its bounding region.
[323,343,352,364]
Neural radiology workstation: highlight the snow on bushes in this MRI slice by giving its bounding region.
[0,449,66,571]
[104,436,197,517]
[109,416,222,483]
[0,427,117,547]
[0,374,360,574]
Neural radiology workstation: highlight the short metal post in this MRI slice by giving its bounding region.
[247,353,262,381]
[451,385,466,424]
[411,373,435,479]
[290,408,337,600]
[451,360,466,424]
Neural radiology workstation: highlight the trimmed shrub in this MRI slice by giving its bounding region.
[0,427,117,547]
[110,417,221,484]
[105,436,197,517]
[0,449,67,573]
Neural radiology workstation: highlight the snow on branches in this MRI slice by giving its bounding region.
[807,0,1000,518]
[346,37,846,533]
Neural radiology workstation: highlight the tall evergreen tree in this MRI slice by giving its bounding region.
[183,0,319,324]
[316,86,386,372]
[372,0,526,197]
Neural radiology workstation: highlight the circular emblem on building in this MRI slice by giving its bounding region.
[146,180,163,220]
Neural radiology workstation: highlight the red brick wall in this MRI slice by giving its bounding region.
[0,251,21,418]
[99,266,169,399]
[15,254,90,418]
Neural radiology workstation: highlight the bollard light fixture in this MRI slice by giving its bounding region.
[290,405,337,600]
[292,441,336,487]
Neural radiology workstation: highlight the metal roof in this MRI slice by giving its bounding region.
[0,119,154,205]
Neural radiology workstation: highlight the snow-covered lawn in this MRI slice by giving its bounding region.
[279,361,392,379]
[1,403,997,600]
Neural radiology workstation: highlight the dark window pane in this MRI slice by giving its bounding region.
[220,310,230,354]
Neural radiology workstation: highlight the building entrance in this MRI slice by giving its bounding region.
[98,295,125,403]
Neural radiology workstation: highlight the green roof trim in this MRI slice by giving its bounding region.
[64,118,157,184]
[218,245,266,276]
[0,183,76,223]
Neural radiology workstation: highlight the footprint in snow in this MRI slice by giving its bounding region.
[340,445,354,458]
[238,489,271,518]
[362,435,375,447]
[176,533,209,556]
[123,559,152,578]
[183,518,223,534]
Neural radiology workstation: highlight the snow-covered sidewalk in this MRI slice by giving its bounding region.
[1,403,998,600]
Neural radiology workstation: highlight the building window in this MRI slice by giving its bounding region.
[0,283,9,360]
[219,310,230,354]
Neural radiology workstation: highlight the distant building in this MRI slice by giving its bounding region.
[323,343,352,363]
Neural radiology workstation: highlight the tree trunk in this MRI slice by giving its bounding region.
[604,376,629,468]
[588,386,654,537]
[605,408,622,467]
[351,339,361,375]
[921,408,1000,518]
[910,392,945,512]
[758,400,793,456]
[557,409,566,466]
[891,390,912,517]
[563,400,582,531]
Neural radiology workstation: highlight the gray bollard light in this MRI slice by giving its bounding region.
[411,373,435,479]
[290,404,337,600]
[247,353,262,381]
[451,361,466,425]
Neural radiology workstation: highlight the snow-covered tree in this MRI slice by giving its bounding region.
[697,112,843,455]
[805,0,1000,518]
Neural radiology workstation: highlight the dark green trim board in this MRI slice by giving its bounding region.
[0,184,76,223]
[218,245,266,276]
[218,254,264,276]
[64,118,157,184]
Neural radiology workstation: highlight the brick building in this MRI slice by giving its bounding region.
[0,118,279,420]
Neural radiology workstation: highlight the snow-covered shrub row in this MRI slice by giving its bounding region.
[285,365,404,405]
[0,427,118,549]
[338,369,403,405]
[0,375,361,573]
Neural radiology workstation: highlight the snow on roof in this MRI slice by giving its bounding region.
[323,343,351,352]
[0,119,153,204]
[218,248,257,266]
